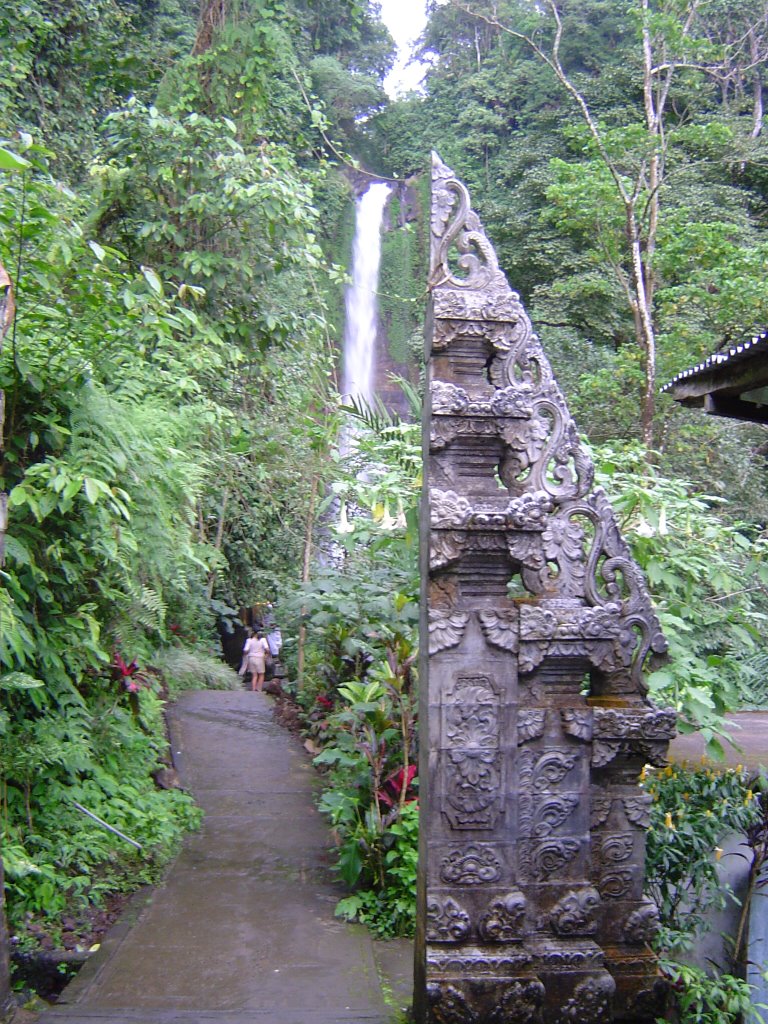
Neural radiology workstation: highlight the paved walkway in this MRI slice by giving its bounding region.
[39,690,412,1024]
[669,711,768,769]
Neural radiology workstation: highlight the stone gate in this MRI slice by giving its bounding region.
[414,155,676,1023]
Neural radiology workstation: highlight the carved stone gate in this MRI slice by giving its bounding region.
[414,156,676,1023]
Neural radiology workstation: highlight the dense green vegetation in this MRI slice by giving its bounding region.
[1,0,767,1019]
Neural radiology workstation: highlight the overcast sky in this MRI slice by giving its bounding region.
[378,0,429,97]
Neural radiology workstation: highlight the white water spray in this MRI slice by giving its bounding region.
[342,182,391,408]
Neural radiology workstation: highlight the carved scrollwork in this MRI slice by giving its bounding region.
[430,531,467,571]
[487,979,545,1024]
[478,608,519,652]
[445,750,502,829]
[478,890,527,942]
[440,845,503,885]
[561,709,593,742]
[517,709,546,743]
[550,887,601,936]
[427,950,533,975]
[624,795,652,828]
[532,795,580,837]
[601,834,634,864]
[431,381,470,416]
[599,870,634,900]
[624,902,660,944]
[429,609,469,656]
[430,154,502,295]
[593,707,677,741]
[427,983,478,1024]
[590,795,613,828]
[426,896,471,943]
[431,489,473,529]
[558,974,615,1024]
[522,839,580,881]
[519,749,578,792]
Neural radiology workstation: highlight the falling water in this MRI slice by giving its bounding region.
[342,182,391,407]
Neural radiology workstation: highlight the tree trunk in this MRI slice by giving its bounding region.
[0,261,14,1020]
[205,487,229,601]
[296,475,317,689]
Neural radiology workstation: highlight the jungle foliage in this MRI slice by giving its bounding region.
[0,0,394,985]
[1,0,768,1011]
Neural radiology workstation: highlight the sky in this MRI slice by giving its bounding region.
[378,0,429,97]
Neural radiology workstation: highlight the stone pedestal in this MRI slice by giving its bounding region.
[414,155,674,1024]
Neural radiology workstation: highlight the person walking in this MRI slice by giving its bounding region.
[241,630,270,692]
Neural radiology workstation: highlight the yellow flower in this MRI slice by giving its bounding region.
[664,812,676,830]
[736,764,744,774]
[745,790,754,805]
[705,810,712,817]
[665,765,674,777]
[639,766,648,782]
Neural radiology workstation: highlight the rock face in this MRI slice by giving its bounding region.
[414,154,674,1024]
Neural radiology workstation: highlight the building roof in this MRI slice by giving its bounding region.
[662,331,768,424]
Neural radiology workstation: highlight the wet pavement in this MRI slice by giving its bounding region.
[668,711,768,769]
[38,690,413,1024]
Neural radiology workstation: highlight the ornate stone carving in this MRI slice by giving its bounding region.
[478,608,519,652]
[427,896,471,943]
[427,983,478,1024]
[561,709,593,742]
[598,870,634,900]
[601,834,635,864]
[444,750,503,830]
[440,845,503,886]
[624,903,660,944]
[558,975,615,1023]
[487,979,545,1023]
[517,709,546,744]
[478,891,527,942]
[519,749,578,792]
[427,949,533,975]
[590,796,613,828]
[624,795,652,828]
[429,609,469,656]
[593,707,677,740]
[521,839,580,881]
[419,153,673,1024]
[550,887,601,936]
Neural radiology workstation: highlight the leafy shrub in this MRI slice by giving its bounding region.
[644,763,767,1023]
[151,647,241,694]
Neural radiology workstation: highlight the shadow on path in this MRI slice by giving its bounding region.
[38,690,412,1024]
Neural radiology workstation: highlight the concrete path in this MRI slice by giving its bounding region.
[669,711,768,769]
[38,690,412,1024]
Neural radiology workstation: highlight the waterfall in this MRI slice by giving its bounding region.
[342,182,391,408]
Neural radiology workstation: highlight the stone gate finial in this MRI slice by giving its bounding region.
[415,154,673,1024]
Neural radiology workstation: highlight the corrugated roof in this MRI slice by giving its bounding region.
[661,331,768,393]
